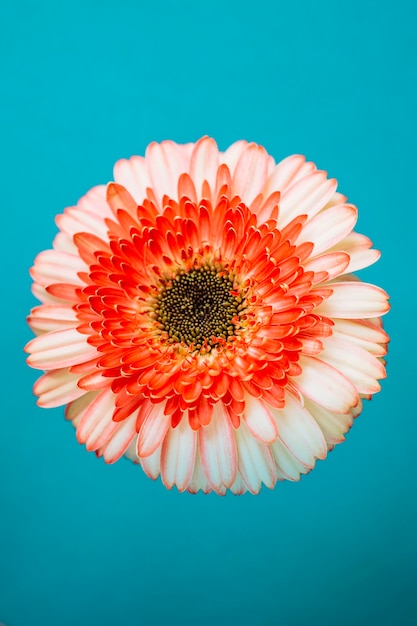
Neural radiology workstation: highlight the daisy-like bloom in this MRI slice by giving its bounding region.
[25,137,389,494]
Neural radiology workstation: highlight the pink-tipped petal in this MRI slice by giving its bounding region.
[270,393,327,466]
[76,388,118,450]
[34,368,85,408]
[187,447,213,494]
[221,140,249,175]
[344,246,380,273]
[53,231,77,254]
[228,471,248,495]
[124,439,140,464]
[232,143,269,205]
[65,391,100,425]
[56,205,110,240]
[264,154,316,196]
[190,136,219,196]
[243,395,279,443]
[330,232,381,272]
[114,156,151,205]
[318,336,386,395]
[290,355,359,413]
[303,251,350,282]
[97,412,137,463]
[28,305,79,334]
[234,421,277,494]
[137,405,171,457]
[279,172,337,226]
[304,398,353,446]
[332,318,389,356]
[315,282,390,319]
[295,204,358,256]
[146,141,189,202]
[31,250,86,287]
[26,328,97,369]
[77,185,111,217]
[270,438,310,481]
[324,191,347,209]
[139,445,161,479]
[161,417,197,491]
[199,403,238,490]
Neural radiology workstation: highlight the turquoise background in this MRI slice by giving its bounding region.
[1,0,416,624]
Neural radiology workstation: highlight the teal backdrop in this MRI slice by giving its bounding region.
[1,1,416,625]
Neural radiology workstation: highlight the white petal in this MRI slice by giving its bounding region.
[124,439,141,464]
[234,420,277,494]
[187,447,212,494]
[31,250,86,287]
[304,398,353,445]
[270,393,327,466]
[139,445,161,478]
[25,328,97,369]
[290,355,359,413]
[324,191,347,208]
[318,336,386,395]
[161,417,197,491]
[303,251,350,282]
[330,232,380,273]
[295,204,358,256]
[279,172,337,227]
[34,368,85,408]
[199,403,237,490]
[244,395,279,443]
[146,141,189,202]
[76,388,118,450]
[190,136,219,196]
[228,472,248,495]
[264,154,316,196]
[97,412,137,463]
[28,305,78,334]
[270,438,310,480]
[77,185,112,217]
[344,247,380,273]
[332,318,389,356]
[114,155,151,205]
[65,391,100,425]
[56,205,110,240]
[137,405,171,457]
[177,142,195,162]
[53,232,78,254]
[351,397,363,418]
[232,143,269,205]
[220,140,249,175]
[315,282,390,319]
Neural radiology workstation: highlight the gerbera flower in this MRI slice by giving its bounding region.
[25,137,389,494]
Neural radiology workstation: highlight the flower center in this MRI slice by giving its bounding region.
[154,266,245,350]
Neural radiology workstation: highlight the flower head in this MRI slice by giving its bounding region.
[25,137,389,494]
